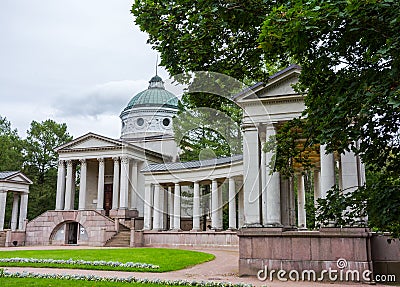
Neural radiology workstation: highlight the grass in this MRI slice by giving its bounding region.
[0,248,214,272]
[0,277,186,287]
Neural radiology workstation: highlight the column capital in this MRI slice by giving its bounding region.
[79,158,86,165]
[97,157,104,163]
[112,156,120,162]
[121,156,129,164]
[66,160,73,167]
[58,160,65,166]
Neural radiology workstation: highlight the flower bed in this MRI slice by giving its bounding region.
[0,269,253,287]
[0,258,159,269]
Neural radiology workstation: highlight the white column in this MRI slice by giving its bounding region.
[265,124,281,226]
[160,186,166,229]
[55,160,66,210]
[261,145,267,226]
[112,157,120,210]
[10,193,19,231]
[242,126,261,226]
[78,159,87,210]
[313,170,321,206]
[168,186,174,230]
[130,160,138,210]
[96,158,105,210]
[143,183,152,230]
[320,144,336,198]
[0,190,7,231]
[11,192,19,231]
[119,157,129,209]
[238,185,245,228]
[18,193,28,230]
[173,183,181,230]
[192,181,201,231]
[228,177,237,230]
[297,174,307,229]
[64,160,74,210]
[153,184,162,230]
[341,151,359,194]
[211,179,221,229]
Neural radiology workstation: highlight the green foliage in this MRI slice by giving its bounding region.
[132,0,272,82]
[0,116,24,171]
[174,98,242,161]
[315,187,367,228]
[364,172,400,238]
[259,0,400,171]
[23,119,72,220]
[259,0,400,235]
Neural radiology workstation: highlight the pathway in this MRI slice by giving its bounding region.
[0,245,393,286]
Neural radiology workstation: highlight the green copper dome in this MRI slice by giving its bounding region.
[123,75,178,111]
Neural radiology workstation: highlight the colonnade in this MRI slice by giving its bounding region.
[0,190,28,231]
[243,123,366,229]
[143,177,243,231]
[55,156,143,212]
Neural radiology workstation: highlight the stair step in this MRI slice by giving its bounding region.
[104,231,131,247]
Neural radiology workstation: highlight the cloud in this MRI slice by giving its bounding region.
[53,80,148,117]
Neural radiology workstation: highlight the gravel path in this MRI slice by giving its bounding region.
[0,245,393,286]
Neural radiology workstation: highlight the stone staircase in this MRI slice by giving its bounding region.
[0,231,6,247]
[104,224,131,247]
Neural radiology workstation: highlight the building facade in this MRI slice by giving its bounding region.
[24,66,364,248]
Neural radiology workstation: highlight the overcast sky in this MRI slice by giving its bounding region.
[0,0,180,139]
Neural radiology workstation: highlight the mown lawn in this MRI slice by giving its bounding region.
[0,248,214,272]
[0,277,187,287]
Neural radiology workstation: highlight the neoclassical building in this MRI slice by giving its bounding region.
[4,66,399,279]
[22,65,366,249]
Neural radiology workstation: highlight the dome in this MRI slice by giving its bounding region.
[123,75,179,111]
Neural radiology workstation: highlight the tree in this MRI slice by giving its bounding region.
[258,0,400,235]
[132,0,271,82]
[132,1,269,160]
[259,0,400,172]
[24,119,72,219]
[0,116,24,171]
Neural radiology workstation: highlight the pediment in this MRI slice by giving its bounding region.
[0,172,33,185]
[56,133,122,152]
[234,65,301,103]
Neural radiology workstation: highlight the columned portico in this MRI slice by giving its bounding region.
[142,155,243,232]
[0,171,32,232]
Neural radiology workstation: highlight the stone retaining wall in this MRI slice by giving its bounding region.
[238,227,373,280]
[134,230,239,248]
[25,210,117,246]
[371,234,400,281]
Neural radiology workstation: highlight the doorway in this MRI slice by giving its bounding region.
[104,184,113,216]
[66,222,78,244]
